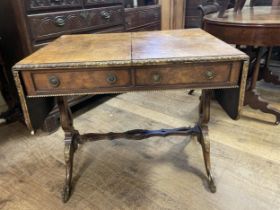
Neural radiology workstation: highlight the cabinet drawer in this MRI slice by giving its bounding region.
[25,0,83,12]
[28,6,124,41]
[84,0,123,7]
[135,62,241,87]
[125,6,160,30]
[23,69,132,95]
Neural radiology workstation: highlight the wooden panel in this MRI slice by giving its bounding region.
[184,0,203,28]
[125,5,160,31]
[31,25,125,51]
[84,0,123,7]
[185,16,201,28]
[24,0,83,12]
[126,22,160,32]
[28,6,124,42]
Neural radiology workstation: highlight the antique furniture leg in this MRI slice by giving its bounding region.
[197,90,216,193]
[57,96,79,203]
[245,48,280,124]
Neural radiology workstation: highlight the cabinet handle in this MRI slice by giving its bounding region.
[101,11,111,20]
[48,76,60,87]
[204,70,216,80]
[54,17,65,27]
[152,73,161,83]
[106,73,117,84]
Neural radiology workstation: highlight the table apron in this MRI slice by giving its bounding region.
[20,61,242,97]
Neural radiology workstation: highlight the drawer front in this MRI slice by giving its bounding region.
[23,69,131,95]
[28,6,124,41]
[25,0,83,12]
[21,62,241,96]
[135,62,241,87]
[125,6,160,30]
[84,0,123,7]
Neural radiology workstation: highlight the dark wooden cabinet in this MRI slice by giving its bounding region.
[28,6,124,43]
[124,0,161,31]
[0,0,125,132]
[185,0,236,28]
[125,5,161,31]
[185,0,206,28]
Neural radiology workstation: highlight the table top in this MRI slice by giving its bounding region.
[14,29,247,70]
[204,6,280,26]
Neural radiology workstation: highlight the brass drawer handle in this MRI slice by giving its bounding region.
[48,76,60,87]
[54,16,65,27]
[152,73,161,83]
[106,73,117,84]
[204,70,216,80]
[101,11,111,20]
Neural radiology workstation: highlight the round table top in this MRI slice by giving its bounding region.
[204,6,280,26]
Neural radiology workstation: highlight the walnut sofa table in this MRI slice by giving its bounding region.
[13,29,248,202]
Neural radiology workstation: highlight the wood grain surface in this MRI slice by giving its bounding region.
[15,33,132,67]
[205,6,280,25]
[0,86,279,210]
[131,29,245,62]
[14,29,247,70]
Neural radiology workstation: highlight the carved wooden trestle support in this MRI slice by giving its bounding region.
[57,97,79,203]
[245,48,280,125]
[198,90,216,192]
[57,90,216,202]
[263,47,280,86]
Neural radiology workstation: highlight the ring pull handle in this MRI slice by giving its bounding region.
[54,16,65,27]
[101,11,111,20]
[106,73,117,84]
[204,70,216,80]
[48,76,60,88]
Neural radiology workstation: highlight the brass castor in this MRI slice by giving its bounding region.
[208,174,216,193]
[62,185,71,203]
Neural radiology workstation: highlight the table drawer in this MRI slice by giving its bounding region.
[84,0,123,7]
[28,6,124,41]
[135,62,241,87]
[22,69,132,95]
[25,0,83,12]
